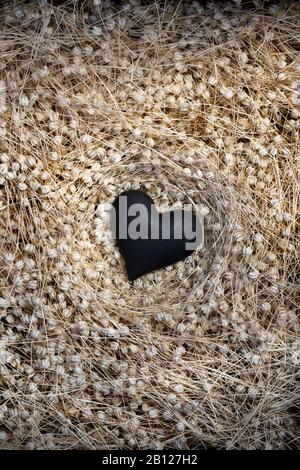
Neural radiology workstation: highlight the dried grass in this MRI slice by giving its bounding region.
[0,0,299,450]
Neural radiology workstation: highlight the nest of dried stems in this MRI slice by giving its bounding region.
[0,0,299,450]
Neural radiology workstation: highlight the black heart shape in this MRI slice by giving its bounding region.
[112,190,201,281]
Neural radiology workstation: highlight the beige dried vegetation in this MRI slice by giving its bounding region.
[0,0,299,450]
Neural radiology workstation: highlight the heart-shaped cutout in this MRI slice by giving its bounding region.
[111,190,202,281]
